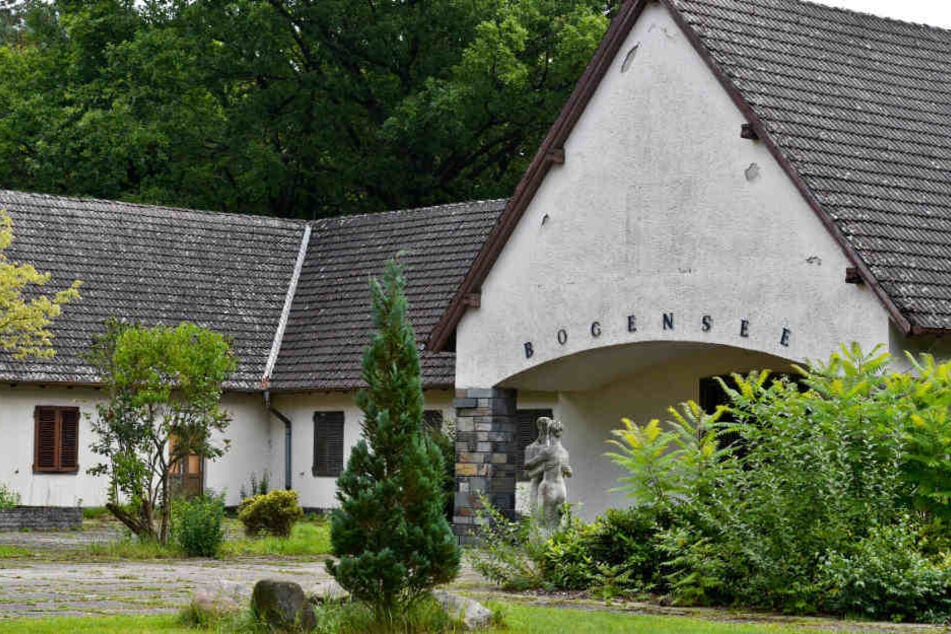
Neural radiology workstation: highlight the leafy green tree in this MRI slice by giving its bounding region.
[0,209,81,359]
[328,260,460,620]
[0,0,614,217]
[86,319,237,543]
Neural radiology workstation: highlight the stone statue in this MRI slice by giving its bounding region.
[523,416,552,514]
[524,417,572,530]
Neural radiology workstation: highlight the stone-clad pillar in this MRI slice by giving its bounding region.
[452,387,517,543]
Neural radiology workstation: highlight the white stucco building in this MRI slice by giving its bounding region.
[2,0,950,538]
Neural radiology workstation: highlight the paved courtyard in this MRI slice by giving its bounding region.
[0,524,485,620]
[0,527,946,633]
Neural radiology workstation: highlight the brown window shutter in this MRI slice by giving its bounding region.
[313,411,345,478]
[59,409,80,471]
[34,407,58,472]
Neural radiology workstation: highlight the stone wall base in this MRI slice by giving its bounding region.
[0,506,83,531]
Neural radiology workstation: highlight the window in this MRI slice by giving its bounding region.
[34,406,80,473]
[313,411,345,477]
[699,374,807,454]
[423,410,444,432]
[516,408,553,481]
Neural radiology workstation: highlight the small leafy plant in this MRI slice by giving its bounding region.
[0,482,21,510]
[239,470,270,500]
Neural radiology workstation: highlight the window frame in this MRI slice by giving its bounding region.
[312,411,345,478]
[33,405,80,474]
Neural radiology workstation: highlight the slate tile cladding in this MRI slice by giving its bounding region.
[268,199,506,391]
[669,0,951,330]
[0,190,306,390]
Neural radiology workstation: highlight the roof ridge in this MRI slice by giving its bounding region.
[312,198,508,228]
[0,189,306,228]
[724,0,951,39]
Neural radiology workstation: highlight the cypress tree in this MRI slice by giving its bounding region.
[327,259,460,619]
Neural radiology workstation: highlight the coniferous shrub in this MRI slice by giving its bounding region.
[238,489,303,537]
[327,260,460,619]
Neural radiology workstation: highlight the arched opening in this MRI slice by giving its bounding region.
[496,341,799,519]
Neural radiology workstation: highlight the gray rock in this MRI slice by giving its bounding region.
[306,580,349,605]
[251,579,317,631]
[432,590,493,631]
[191,580,250,615]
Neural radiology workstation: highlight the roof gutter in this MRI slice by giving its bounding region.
[263,223,312,386]
[260,223,312,492]
[264,390,293,491]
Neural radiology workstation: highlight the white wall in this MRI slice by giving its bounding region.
[207,392,274,506]
[267,390,455,510]
[0,385,274,508]
[0,386,106,507]
[455,2,891,390]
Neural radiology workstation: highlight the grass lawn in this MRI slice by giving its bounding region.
[1,516,332,561]
[221,520,331,557]
[0,604,871,634]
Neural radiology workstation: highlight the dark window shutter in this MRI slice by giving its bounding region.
[423,410,443,432]
[59,409,80,471]
[35,407,58,471]
[516,409,553,481]
[313,411,345,477]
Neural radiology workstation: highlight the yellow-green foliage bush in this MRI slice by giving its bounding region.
[238,489,303,537]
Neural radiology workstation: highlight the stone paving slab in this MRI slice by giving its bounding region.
[0,558,334,619]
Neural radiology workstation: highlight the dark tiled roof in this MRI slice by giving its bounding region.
[0,190,306,390]
[269,199,506,391]
[669,0,951,330]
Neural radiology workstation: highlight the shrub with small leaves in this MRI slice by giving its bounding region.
[173,492,225,557]
[238,489,303,537]
[818,518,951,623]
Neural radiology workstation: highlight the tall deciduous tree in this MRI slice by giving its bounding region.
[86,320,237,543]
[328,260,460,619]
[0,209,80,359]
[0,0,614,217]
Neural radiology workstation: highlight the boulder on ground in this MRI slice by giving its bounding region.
[251,579,317,631]
[191,579,250,615]
[432,590,493,631]
[307,579,349,604]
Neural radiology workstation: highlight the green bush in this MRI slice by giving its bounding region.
[471,496,546,590]
[818,519,951,623]
[173,493,225,557]
[605,344,951,620]
[238,489,303,537]
[473,500,651,595]
[537,514,595,591]
[0,482,20,510]
[582,506,668,594]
